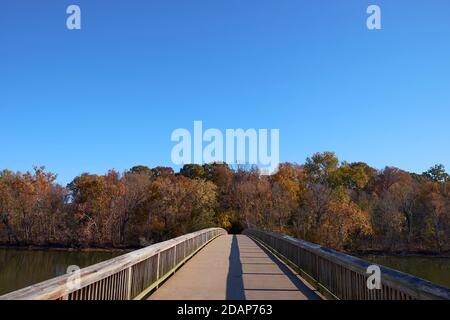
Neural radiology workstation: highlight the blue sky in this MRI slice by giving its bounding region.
[1,0,449,184]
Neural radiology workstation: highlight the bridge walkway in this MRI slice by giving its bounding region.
[149,234,321,300]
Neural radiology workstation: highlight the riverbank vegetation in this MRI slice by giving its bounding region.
[0,152,449,253]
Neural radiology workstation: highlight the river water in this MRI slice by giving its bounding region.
[0,248,124,296]
[361,255,450,289]
[1,248,449,296]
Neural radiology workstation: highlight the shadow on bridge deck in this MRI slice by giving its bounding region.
[226,235,245,299]
[148,234,321,300]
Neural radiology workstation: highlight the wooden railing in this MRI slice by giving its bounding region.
[244,229,450,300]
[0,228,227,300]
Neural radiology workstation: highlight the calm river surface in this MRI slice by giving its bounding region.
[1,248,450,296]
[0,248,124,295]
[362,255,450,289]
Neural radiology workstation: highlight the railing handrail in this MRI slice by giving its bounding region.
[0,227,226,300]
[244,229,450,300]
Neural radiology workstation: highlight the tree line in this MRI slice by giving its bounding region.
[0,152,449,253]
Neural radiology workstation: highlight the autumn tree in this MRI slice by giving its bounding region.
[114,172,151,246]
[270,163,305,232]
[0,153,448,254]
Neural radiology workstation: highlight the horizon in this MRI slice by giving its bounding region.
[2,151,445,187]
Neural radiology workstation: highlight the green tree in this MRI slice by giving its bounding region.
[130,165,152,176]
[180,164,205,179]
[304,151,339,186]
[423,164,449,182]
[150,166,174,179]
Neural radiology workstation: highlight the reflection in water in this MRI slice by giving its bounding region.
[362,255,450,289]
[0,248,124,295]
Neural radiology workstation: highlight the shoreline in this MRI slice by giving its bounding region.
[350,250,450,258]
[0,244,138,253]
[2,244,450,258]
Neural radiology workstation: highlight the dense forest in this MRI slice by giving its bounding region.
[0,152,449,254]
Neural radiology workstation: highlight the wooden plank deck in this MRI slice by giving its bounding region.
[148,234,321,300]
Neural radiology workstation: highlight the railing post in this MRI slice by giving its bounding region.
[173,246,177,272]
[127,267,133,300]
[156,252,160,288]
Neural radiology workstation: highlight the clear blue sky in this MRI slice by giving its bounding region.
[1,0,449,185]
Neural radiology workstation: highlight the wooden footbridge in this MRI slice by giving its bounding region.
[1,228,449,300]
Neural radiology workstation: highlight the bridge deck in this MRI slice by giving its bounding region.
[149,234,321,300]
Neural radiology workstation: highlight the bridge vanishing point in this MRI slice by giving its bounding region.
[1,228,450,300]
